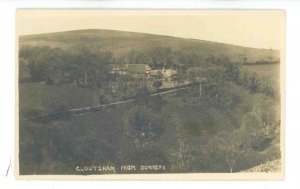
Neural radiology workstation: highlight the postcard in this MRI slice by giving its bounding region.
[16,9,285,180]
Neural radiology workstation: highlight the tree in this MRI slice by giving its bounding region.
[247,73,259,93]
[68,46,114,87]
[209,129,249,172]
[171,74,179,86]
[21,46,51,82]
[148,47,174,68]
[199,67,236,108]
[126,49,139,64]
[186,67,201,83]
[224,134,247,173]
[256,76,276,98]
[147,95,164,111]
[241,111,269,151]
[125,106,164,148]
[20,46,74,84]
[153,80,163,91]
[43,48,67,84]
[99,94,109,104]
[134,52,151,65]
[223,61,242,82]
[252,95,276,126]
[135,87,151,105]
[237,68,250,86]
[116,74,132,96]
[175,51,203,69]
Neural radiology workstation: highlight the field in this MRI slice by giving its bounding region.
[244,64,280,79]
[244,63,281,93]
[19,83,102,119]
[19,29,280,63]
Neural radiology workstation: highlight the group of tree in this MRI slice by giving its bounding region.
[207,54,278,98]
[122,87,166,151]
[168,93,280,173]
[19,46,115,87]
[186,66,240,108]
[118,47,205,70]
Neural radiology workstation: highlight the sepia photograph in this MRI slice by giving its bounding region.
[16,10,285,180]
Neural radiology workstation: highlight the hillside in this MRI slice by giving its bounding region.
[19,29,280,63]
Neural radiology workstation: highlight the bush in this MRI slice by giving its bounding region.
[135,88,151,104]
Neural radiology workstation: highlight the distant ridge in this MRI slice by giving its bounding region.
[19,29,280,63]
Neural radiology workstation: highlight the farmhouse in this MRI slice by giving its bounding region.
[161,67,177,78]
[107,64,129,75]
[107,64,151,78]
[149,69,162,78]
[150,67,177,81]
[107,64,177,81]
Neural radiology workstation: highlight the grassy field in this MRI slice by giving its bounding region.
[19,29,280,63]
[19,83,103,119]
[244,64,280,79]
[244,63,281,94]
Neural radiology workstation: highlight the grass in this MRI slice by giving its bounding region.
[19,83,102,118]
[20,29,280,63]
[244,64,280,79]
[244,63,281,94]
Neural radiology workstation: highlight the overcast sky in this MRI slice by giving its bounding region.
[16,10,285,50]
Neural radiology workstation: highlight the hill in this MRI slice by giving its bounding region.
[19,29,280,63]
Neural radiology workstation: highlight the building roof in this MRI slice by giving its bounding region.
[126,64,151,74]
[106,64,126,71]
[149,69,162,75]
[107,64,151,74]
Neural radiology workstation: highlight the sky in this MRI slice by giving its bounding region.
[16,10,285,49]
